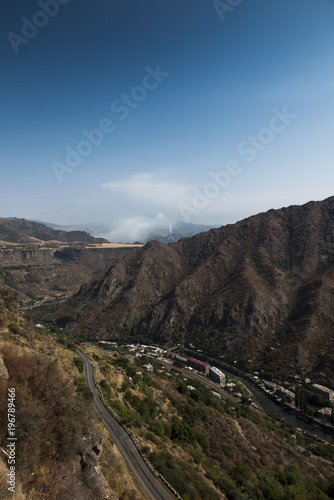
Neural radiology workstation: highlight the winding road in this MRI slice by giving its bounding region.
[77,349,175,500]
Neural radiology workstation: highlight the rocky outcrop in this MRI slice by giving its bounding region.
[79,428,103,469]
[76,428,117,500]
[57,197,334,384]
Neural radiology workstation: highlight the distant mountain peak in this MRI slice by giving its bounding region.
[0,217,110,244]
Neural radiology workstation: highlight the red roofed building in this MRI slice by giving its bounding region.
[165,352,177,360]
[187,357,209,375]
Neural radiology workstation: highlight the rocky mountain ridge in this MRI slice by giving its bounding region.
[57,197,334,384]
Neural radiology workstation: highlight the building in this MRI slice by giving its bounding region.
[164,352,177,360]
[175,354,187,363]
[143,363,153,372]
[278,387,295,401]
[147,346,163,355]
[311,383,334,402]
[209,366,226,386]
[211,391,222,399]
[187,357,209,375]
[317,407,332,422]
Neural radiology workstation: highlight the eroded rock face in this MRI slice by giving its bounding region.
[77,428,117,499]
[79,428,103,469]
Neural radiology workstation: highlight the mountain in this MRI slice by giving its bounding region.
[144,221,216,244]
[56,197,334,385]
[29,219,216,244]
[0,217,109,244]
[30,219,111,238]
[3,281,334,500]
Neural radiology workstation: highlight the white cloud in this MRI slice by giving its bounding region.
[101,171,195,207]
[100,170,334,235]
[100,213,171,243]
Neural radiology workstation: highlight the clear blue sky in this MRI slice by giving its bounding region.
[1,0,334,240]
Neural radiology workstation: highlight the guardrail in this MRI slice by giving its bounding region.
[80,348,182,500]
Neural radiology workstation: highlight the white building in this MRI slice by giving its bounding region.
[209,366,226,386]
[311,383,334,402]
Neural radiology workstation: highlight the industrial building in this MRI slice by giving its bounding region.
[209,366,226,386]
[187,357,209,375]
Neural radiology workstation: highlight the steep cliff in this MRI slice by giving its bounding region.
[0,246,139,304]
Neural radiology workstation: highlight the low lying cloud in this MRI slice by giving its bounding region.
[100,213,171,243]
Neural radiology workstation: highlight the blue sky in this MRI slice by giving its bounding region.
[1,0,334,240]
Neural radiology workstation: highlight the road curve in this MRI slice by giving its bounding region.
[77,349,175,500]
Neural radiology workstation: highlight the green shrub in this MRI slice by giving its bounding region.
[75,376,93,401]
[74,357,84,373]
[150,451,220,500]
[100,379,112,398]
[9,323,20,334]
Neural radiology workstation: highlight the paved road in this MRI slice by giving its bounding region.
[77,349,175,500]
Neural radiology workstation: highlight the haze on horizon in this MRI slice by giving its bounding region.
[1,0,334,242]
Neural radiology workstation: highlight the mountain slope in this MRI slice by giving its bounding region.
[57,197,334,383]
[0,245,140,304]
[0,281,142,499]
[0,217,109,244]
